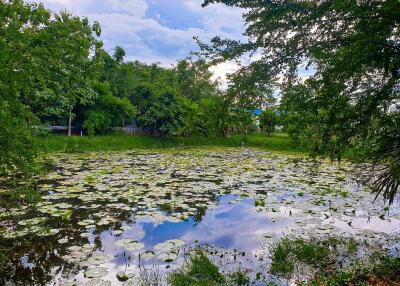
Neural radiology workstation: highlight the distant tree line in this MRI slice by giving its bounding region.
[1,1,275,188]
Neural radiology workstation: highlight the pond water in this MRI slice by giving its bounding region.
[1,149,399,285]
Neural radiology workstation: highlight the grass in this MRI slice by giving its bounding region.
[269,237,400,285]
[310,255,400,286]
[270,238,331,278]
[169,250,251,286]
[269,237,363,279]
[169,241,400,286]
[34,133,307,154]
[169,251,226,286]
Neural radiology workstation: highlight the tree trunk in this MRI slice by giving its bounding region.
[68,107,72,137]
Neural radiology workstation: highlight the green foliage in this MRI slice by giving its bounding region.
[227,270,250,286]
[268,236,391,284]
[181,95,256,138]
[0,0,102,203]
[0,0,47,185]
[175,59,218,102]
[259,109,278,136]
[0,100,36,178]
[0,249,10,274]
[23,9,103,135]
[113,46,126,63]
[83,82,136,135]
[83,110,112,136]
[169,251,226,286]
[134,85,185,136]
[312,255,400,286]
[199,0,400,203]
[270,238,331,278]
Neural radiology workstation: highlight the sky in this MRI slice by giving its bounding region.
[33,0,246,86]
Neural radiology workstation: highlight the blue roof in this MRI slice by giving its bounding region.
[253,109,263,116]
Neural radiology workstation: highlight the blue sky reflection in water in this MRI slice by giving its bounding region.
[99,195,289,254]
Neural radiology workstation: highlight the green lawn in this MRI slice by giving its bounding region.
[35,133,306,154]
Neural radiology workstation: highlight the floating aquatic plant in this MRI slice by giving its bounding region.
[84,267,109,278]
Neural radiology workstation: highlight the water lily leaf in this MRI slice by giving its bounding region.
[158,251,178,262]
[83,279,111,286]
[61,282,78,286]
[84,267,108,278]
[116,271,134,282]
[154,239,184,253]
[140,250,156,260]
[113,230,123,235]
[81,255,110,266]
[115,239,144,251]
[78,219,96,226]
[18,217,46,226]
[58,238,69,244]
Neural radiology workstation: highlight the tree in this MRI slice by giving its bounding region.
[114,46,126,63]
[175,59,218,101]
[38,11,102,136]
[199,0,400,203]
[135,85,185,136]
[83,82,136,135]
[0,0,50,181]
[259,109,278,136]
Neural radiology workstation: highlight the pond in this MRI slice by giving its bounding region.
[1,149,399,285]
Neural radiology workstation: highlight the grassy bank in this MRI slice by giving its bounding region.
[167,239,400,286]
[35,133,307,154]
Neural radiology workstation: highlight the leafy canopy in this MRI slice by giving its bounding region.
[199,0,400,203]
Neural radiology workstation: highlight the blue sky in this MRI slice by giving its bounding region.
[31,1,314,88]
[34,0,245,67]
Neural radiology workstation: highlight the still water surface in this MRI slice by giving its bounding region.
[1,150,399,285]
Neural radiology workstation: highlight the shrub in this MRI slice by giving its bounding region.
[83,110,112,136]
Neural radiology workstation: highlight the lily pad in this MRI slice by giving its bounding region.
[116,271,134,282]
[158,251,179,262]
[81,254,110,267]
[18,217,46,226]
[140,250,156,260]
[58,238,69,244]
[83,279,111,286]
[84,267,108,278]
[154,239,184,253]
[115,239,144,251]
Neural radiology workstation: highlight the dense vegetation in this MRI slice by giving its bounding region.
[199,0,400,203]
[0,0,270,193]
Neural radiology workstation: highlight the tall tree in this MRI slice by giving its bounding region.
[38,11,102,136]
[198,0,400,203]
[0,0,50,179]
[175,59,218,101]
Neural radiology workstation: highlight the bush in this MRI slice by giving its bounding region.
[83,110,112,136]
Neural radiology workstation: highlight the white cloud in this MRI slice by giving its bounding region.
[103,0,148,17]
[33,0,246,83]
[210,61,240,89]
